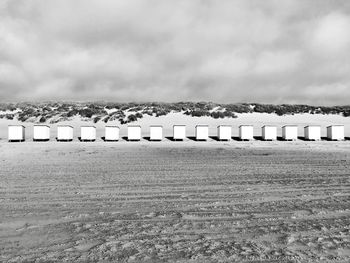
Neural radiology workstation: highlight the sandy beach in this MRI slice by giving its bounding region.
[1,140,350,262]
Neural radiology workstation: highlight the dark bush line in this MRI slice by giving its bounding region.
[1,102,350,124]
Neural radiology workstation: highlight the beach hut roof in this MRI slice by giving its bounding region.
[282,125,298,127]
[196,125,209,127]
[128,125,141,127]
[8,125,25,128]
[304,125,321,128]
[34,124,50,127]
[150,125,163,127]
[58,125,73,128]
[239,125,253,127]
[217,125,231,127]
[327,125,344,127]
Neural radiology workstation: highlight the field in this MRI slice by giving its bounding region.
[1,140,350,262]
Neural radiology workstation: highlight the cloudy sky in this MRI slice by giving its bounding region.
[1,0,350,105]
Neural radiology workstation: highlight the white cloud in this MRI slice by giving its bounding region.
[254,50,301,75]
[199,50,252,78]
[311,12,350,55]
[0,0,349,105]
[0,63,26,84]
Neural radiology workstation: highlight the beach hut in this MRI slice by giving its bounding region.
[173,125,186,141]
[262,125,277,141]
[57,125,74,141]
[128,125,141,141]
[304,126,321,141]
[239,125,254,140]
[327,125,344,141]
[8,125,25,142]
[105,126,119,141]
[80,126,96,141]
[217,125,231,141]
[195,125,209,141]
[33,125,50,141]
[282,125,298,141]
[150,125,163,141]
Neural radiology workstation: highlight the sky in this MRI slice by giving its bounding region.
[1,0,350,105]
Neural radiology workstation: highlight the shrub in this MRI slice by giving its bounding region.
[135,112,143,119]
[93,116,101,123]
[67,109,78,117]
[79,108,95,118]
[223,111,237,118]
[191,110,210,117]
[6,114,14,120]
[156,110,168,117]
[343,111,350,117]
[211,112,225,119]
[127,114,137,122]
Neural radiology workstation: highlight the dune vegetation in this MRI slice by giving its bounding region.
[1,102,350,125]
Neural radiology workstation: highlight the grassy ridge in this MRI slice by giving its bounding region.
[0,102,350,124]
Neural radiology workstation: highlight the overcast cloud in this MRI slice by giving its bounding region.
[1,0,350,105]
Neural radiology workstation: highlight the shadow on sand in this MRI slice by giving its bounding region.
[78,137,95,142]
[55,137,73,142]
[142,136,162,142]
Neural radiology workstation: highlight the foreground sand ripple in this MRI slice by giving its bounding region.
[0,141,350,262]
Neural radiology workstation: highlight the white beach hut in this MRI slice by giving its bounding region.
[327,125,344,141]
[262,125,277,141]
[8,125,25,142]
[282,125,298,141]
[33,125,50,141]
[304,126,321,141]
[128,125,141,141]
[150,125,163,141]
[105,126,120,141]
[173,125,186,141]
[81,126,96,141]
[195,125,209,141]
[217,125,231,141]
[57,125,74,141]
[239,125,254,140]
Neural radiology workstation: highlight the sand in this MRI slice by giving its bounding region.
[1,141,350,262]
